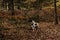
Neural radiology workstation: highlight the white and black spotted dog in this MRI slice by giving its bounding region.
[29,20,39,31]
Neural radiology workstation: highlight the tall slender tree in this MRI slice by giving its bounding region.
[54,0,58,24]
[11,0,14,15]
[17,0,20,9]
[8,0,14,15]
[2,0,4,8]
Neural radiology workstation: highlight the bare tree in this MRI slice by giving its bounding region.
[54,0,58,24]
[17,0,20,9]
[8,0,14,15]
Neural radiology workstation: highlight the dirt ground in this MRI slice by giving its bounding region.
[0,8,60,40]
[0,19,60,40]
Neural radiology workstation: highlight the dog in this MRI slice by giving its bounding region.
[29,20,39,31]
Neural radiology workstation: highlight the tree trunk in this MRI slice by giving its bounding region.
[6,3,8,11]
[11,0,14,15]
[2,0,5,8]
[17,0,20,9]
[39,4,42,10]
[8,0,14,15]
[17,5,20,9]
[54,0,58,24]
[8,3,10,10]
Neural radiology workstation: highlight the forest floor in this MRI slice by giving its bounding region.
[0,21,60,40]
[0,8,60,40]
[0,16,60,40]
